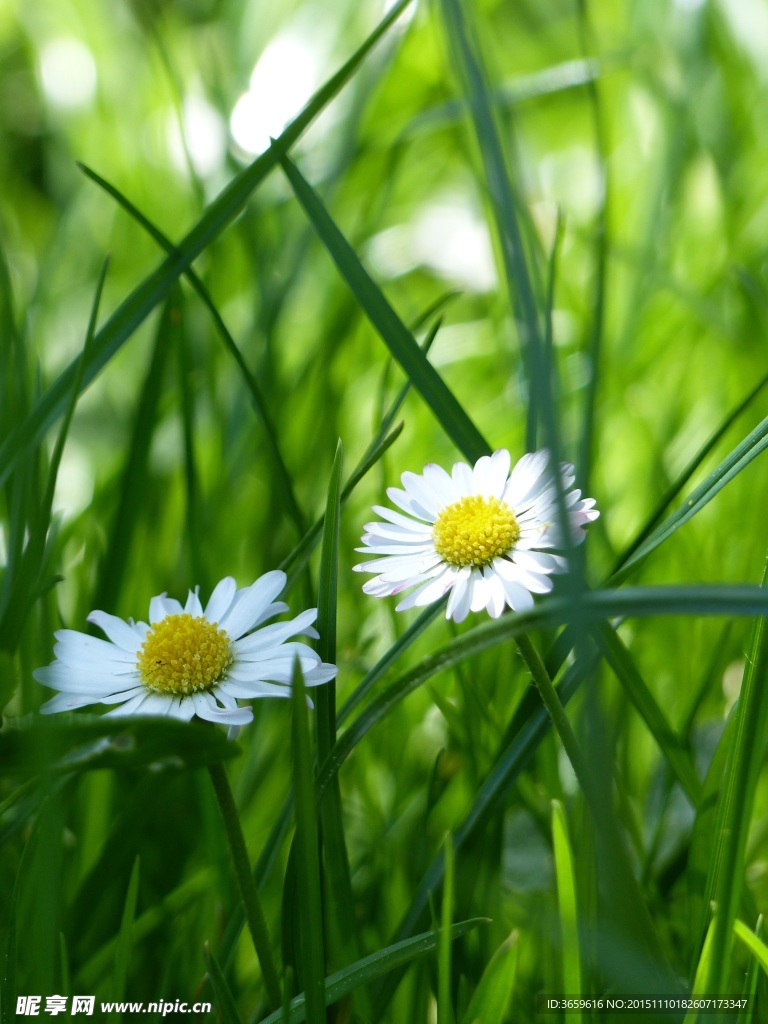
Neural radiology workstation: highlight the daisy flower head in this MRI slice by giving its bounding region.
[34,572,337,729]
[354,449,598,623]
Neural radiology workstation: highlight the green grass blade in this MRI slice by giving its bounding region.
[613,369,768,576]
[736,918,762,1024]
[112,856,140,1004]
[614,413,768,580]
[279,152,490,463]
[92,291,178,613]
[551,802,581,1022]
[280,422,403,581]
[733,918,768,976]
[593,623,702,805]
[0,0,415,491]
[438,835,455,1024]
[460,932,518,1024]
[697,563,768,994]
[438,0,545,447]
[76,162,307,538]
[683,917,715,1024]
[203,942,246,1024]
[257,920,486,1024]
[290,663,326,1024]
[315,441,342,761]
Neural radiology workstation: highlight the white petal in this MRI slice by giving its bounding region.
[87,611,143,653]
[204,577,237,622]
[400,470,442,517]
[451,460,474,494]
[252,601,290,628]
[219,571,287,639]
[371,504,427,531]
[395,569,453,611]
[185,587,203,617]
[386,486,434,522]
[499,577,535,612]
[503,450,551,507]
[472,450,511,498]
[51,629,137,664]
[362,521,432,543]
[354,552,442,580]
[446,573,473,622]
[233,610,318,654]
[422,463,460,507]
[149,594,184,623]
[357,540,436,557]
[34,664,142,694]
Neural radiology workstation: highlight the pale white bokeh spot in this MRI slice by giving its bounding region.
[167,95,227,177]
[230,33,321,156]
[367,198,496,292]
[39,37,97,111]
[53,445,94,518]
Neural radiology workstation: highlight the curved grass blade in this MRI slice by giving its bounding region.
[112,856,140,1008]
[734,918,763,1024]
[459,931,518,1024]
[319,583,768,801]
[614,413,768,581]
[613,370,768,577]
[256,919,485,1024]
[593,622,701,805]
[437,836,455,1024]
[696,563,768,995]
[76,162,307,539]
[93,290,178,613]
[290,663,325,1024]
[438,0,544,448]
[551,801,581,1021]
[0,258,108,650]
[0,0,415,490]
[203,942,246,1024]
[279,152,490,463]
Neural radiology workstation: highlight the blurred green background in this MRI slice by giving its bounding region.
[4,0,768,1020]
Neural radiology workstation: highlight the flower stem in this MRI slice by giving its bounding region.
[514,633,596,800]
[207,761,282,1009]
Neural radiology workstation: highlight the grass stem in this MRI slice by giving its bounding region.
[207,761,282,1009]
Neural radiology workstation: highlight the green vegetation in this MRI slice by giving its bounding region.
[3,0,768,1020]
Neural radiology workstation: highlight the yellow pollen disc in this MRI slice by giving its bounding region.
[137,614,233,696]
[433,495,520,568]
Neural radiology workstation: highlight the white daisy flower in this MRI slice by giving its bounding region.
[34,571,337,727]
[354,449,599,623]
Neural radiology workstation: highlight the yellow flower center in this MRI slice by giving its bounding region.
[433,495,520,568]
[137,614,233,696]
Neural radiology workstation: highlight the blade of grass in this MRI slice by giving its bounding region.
[256,920,486,1024]
[279,152,490,463]
[0,258,108,650]
[734,918,763,1024]
[459,931,518,1024]
[612,369,768,577]
[93,290,178,613]
[613,413,768,581]
[551,802,582,1023]
[203,942,246,1024]
[593,622,702,805]
[112,856,140,1006]
[438,0,545,449]
[314,442,368,1014]
[0,0,415,490]
[683,917,715,1024]
[696,560,768,994]
[76,162,307,538]
[290,662,325,1024]
[438,836,455,1024]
